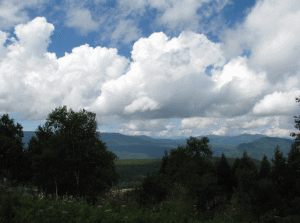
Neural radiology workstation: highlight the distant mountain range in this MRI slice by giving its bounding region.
[227,137,294,161]
[21,131,295,162]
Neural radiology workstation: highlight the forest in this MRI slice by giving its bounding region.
[0,99,300,223]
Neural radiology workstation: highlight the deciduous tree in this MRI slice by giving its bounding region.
[158,137,217,210]
[27,106,120,204]
[0,114,30,188]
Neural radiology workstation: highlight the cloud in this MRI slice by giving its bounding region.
[252,90,300,116]
[0,0,48,30]
[13,17,54,57]
[0,17,129,120]
[180,117,215,130]
[110,19,141,44]
[1,9,300,138]
[92,31,226,119]
[117,0,232,32]
[221,0,300,82]
[242,117,271,129]
[124,97,160,114]
[212,127,228,136]
[120,119,168,131]
[157,0,206,30]
[0,31,8,59]
[92,0,232,46]
[65,7,99,34]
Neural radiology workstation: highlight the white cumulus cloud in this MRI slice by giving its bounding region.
[1,3,300,138]
[0,17,129,120]
[0,0,49,30]
[252,90,300,116]
[221,0,300,83]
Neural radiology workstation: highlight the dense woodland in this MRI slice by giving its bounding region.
[0,99,300,222]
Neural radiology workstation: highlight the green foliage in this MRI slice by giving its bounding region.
[185,136,213,160]
[163,145,189,186]
[235,168,258,194]
[157,150,170,175]
[1,95,300,221]
[238,150,259,173]
[162,137,215,187]
[252,178,279,217]
[0,114,28,188]
[0,189,23,223]
[270,146,288,196]
[26,105,121,202]
[231,151,259,194]
[259,154,272,180]
[134,172,173,209]
[231,157,240,178]
[185,172,219,212]
[214,153,234,198]
[290,96,300,148]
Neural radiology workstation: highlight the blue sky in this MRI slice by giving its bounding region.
[0,0,300,139]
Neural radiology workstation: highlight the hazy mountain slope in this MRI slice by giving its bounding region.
[225,137,293,161]
[21,131,293,161]
[203,133,266,146]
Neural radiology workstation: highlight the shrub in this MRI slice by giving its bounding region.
[134,172,173,209]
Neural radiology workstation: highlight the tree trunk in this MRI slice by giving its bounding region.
[54,177,58,201]
[74,170,80,197]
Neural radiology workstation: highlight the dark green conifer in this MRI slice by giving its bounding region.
[259,154,272,180]
[215,152,234,199]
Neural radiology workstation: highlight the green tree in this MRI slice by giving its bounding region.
[159,137,217,211]
[231,151,259,218]
[163,145,190,188]
[187,172,219,213]
[27,106,121,204]
[231,157,240,190]
[270,145,287,188]
[275,96,300,215]
[285,146,300,199]
[290,96,300,149]
[0,114,30,188]
[251,178,279,219]
[163,137,214,188]
[286,96,300,198]
[134,172,173,209]
[185,136,213,160]
[214,153,234,200]
[258,154,272,181]
[26,125,70,198]
[235,150,259,193]
[157,150,170,176]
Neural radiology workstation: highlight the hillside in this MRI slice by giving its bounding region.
[225,137,293,161]
[204,133,265,146]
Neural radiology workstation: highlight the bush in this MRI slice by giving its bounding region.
[134,172,173,209]
[0,189,22,223]
[287,197,300,216]
[259,208,300,223]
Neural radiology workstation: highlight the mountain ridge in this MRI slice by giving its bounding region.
[21,131,294,161]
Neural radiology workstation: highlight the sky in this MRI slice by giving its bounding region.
[0,0,300,139]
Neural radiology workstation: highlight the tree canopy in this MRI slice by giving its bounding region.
[26,106,120,204]
[0,114,30,188]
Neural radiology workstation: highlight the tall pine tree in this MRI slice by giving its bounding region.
[259,154,272,181]
[214,152,234,200]
[283,96,300,203]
